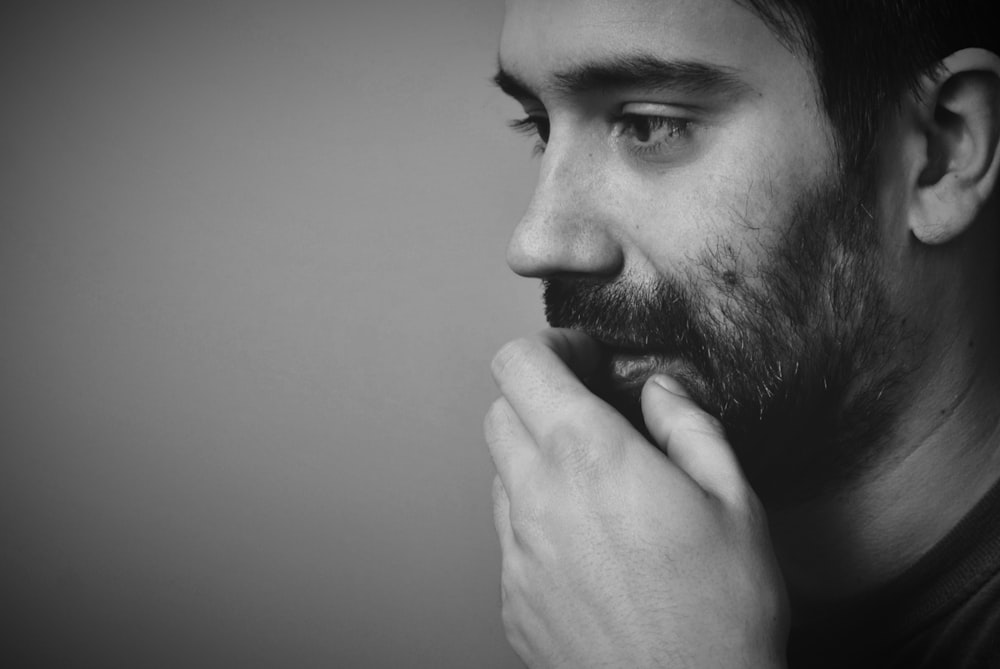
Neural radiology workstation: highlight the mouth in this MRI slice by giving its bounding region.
[582,336,670,392]
[581,332,694,391]
[583,347,676,431]
[604,351,662,390]
[575,335,701,433]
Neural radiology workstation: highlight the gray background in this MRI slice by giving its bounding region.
[1,2,542,666]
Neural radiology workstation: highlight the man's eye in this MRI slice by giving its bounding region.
[509,115,550,155]
[619,114,690,151]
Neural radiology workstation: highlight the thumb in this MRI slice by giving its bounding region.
[641,374,746,500]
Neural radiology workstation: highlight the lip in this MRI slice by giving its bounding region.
[608,352,659,382]
[600,347,694,392]
[600,351,665,395]
[581,332,686,391]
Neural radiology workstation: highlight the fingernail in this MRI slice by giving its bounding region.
[649,374,688,397]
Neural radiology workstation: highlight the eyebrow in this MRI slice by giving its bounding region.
[493,53,754,102]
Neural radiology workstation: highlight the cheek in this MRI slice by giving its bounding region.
[624,169,783,285]
[610,114,837,284]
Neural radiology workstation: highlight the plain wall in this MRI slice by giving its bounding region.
[1,2,544,666]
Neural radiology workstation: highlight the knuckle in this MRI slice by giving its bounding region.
[544,419,612,478]
[483,398,508,443]
[500,601,521,645]
[491,475,508,509]
[491,338,532,382]
[500,558,518,596]
[507,497,543,538]
[499,566,524,627]
[499,569,532,661]
[491,473,505,497]
[542,327,573,360]
[493,505,509,540]
[546,419,592,458]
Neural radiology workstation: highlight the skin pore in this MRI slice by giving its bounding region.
[496,0,1000,610]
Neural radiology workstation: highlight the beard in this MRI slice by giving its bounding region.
[544,174,912,505]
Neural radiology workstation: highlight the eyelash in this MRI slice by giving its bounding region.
[509,117,549,156]
[508,114,692,157]
[620,115,692,155]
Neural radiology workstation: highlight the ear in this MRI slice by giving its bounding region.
[906,48,1000,245]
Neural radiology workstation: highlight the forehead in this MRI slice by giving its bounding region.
[500,0,809,100]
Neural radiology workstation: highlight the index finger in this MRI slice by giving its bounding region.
[490,328,608,440]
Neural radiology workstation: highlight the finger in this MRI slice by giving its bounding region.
[492,474,514,548]
[641,374,746,500]
[484,397,537,494]
[490,328,609,441]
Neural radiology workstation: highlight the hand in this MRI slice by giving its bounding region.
[485,328,789,668]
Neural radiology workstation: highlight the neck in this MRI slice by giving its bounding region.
[767,309,1000,614]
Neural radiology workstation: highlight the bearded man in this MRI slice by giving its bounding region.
[485,0,1000,666]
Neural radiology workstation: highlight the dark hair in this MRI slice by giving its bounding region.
[737,0,999,172]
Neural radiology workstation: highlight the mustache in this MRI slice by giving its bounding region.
[541,275,717,438]
[542,277,708,356]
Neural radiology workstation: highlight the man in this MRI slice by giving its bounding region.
[484,0,1000,666]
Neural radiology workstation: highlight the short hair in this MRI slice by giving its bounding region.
[737,0,998,172]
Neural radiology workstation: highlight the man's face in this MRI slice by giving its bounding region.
[498,0,908,501]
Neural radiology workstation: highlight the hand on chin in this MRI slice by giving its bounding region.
[485,328,789,668]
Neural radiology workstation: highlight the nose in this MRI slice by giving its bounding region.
[506,142,624,279]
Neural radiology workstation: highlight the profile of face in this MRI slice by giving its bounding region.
[497,0,910,502]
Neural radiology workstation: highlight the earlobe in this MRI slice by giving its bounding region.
[908,48,1000,245]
